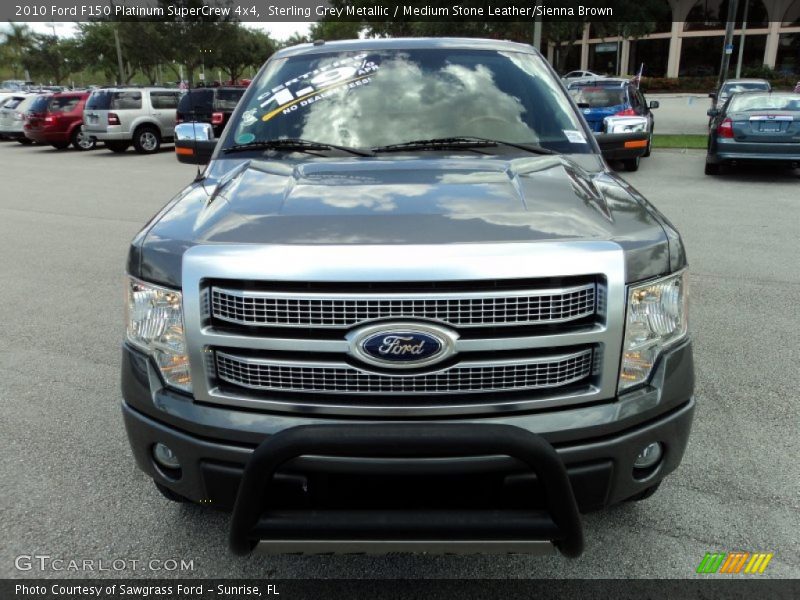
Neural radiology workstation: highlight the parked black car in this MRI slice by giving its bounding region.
[176,87,246,137]
[705,91,800,175]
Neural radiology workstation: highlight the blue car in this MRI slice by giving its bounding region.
[568,79,659,165]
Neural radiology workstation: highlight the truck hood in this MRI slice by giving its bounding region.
[134,155,680,287]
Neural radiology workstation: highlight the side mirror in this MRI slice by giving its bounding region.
[175,122,216,164]
[707,108,719,118]
[649,100,659,109]
[708,92,717,99]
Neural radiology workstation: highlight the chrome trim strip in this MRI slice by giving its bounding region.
[182,242,626,416]
[253,540,556,555]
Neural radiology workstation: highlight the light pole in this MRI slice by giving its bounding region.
[717,0,740,89]
[735,0,750,79]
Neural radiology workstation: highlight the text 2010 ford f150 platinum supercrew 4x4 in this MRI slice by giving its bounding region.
[122,38,694,557]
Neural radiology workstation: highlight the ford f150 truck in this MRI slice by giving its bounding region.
[122,38,694,558]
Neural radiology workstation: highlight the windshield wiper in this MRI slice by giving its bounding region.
[372,136,555,155]
[223,138,371,157]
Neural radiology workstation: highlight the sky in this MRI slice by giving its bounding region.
[8,20,311,41]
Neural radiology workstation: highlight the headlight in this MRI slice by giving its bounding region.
[619,271,688,391]
[126,277,191,392]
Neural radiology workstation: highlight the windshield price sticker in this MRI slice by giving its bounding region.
[258,54,380,122]
[563,129,588,144]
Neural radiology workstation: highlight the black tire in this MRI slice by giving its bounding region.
[105,141,129,153]
[704,162,720,175]
[51,141,70,150]
[154,481,190,503]
[17,137,33,145]
[71,127,96,151]
[133,126,161,154]
[627,482,662,502]
[623,156,640,172]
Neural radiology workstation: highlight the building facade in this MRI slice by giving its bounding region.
[547,0,800,77]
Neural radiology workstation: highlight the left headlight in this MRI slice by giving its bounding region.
[619,271,688,391]
[125,277,192,392]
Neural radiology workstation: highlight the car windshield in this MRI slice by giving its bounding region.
[728,93,800,112]
[3,96,25,109]
[231,48,592,153]
[178,89,214,113]
[568,87,626,108]
[216,88,245,110]
[721,82,770,96]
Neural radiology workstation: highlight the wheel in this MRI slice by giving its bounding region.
[133,126,161,154]
[17,137,33,145]
[627,482,661,502]
[71,128,96,151]
[51,141,70,150]
[105,140,129,153]
[704,162,720,175]
[623,156,640,172]
[154,481,190,503]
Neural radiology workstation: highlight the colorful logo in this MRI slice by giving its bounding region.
[696,552,774,574]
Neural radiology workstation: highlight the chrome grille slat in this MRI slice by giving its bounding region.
[210,283,596,328]
[214,349,593,395]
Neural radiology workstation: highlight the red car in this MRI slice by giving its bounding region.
[24,91,96,150]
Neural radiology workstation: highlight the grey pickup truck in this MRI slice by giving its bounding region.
[122,38,694,558]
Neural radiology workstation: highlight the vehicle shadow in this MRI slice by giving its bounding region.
[712,162,800,182]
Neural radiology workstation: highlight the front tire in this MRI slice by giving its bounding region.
[623,156,640,172]
[71,128,96,151]
[643,133,652,158]
[133,126,161,154]
[105,141,129,153]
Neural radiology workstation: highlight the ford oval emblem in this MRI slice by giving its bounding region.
[348,323,458,369]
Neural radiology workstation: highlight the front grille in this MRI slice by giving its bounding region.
[210,283,596,329]
[214,349,594,395]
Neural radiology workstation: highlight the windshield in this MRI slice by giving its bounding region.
[231,48,591,153]
[569,87,626,108]
[728,94,800,112]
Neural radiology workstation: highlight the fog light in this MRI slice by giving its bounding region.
[153,443,181,470]
[634,442,663,469]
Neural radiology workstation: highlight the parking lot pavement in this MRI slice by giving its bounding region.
[647,94,710,135]
[1,142,798,579]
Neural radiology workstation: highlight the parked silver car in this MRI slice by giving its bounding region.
[0,94,36,142]
[82,87,181,154]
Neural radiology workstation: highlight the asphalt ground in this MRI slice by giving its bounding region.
[647,94,711,135]
[1,141,798,580]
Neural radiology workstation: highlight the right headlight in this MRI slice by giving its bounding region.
[125,276,192,392]
[619,271,688,391]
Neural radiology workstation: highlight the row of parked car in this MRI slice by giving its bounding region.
[0,85,247,153]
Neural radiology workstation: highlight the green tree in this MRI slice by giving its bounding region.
[1,22,36,79]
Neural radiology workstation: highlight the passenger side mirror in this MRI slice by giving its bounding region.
[708,92,717,99]
[174,122,216,165]
[649,100,659,109]
[707,108,719,118]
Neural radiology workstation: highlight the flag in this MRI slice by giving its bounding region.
[632,63,644,89]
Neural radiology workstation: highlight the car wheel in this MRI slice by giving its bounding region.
[626,482,661,502]
[704,162,720,175]
[16,137,33,145]
[71,128,96,151]
[153,481,190,503]
[133,126,161,154]
[105,141,129,153]
[623,156,640,172]
[51,141,70,150]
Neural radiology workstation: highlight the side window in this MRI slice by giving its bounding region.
[150,92,180,110]
[111,92,142,110]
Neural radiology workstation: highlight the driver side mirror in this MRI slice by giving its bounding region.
[175,122,216,164]
[708,92,717,100]
[649,100,659,109]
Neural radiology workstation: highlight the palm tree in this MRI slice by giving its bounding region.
[2,22,34,79]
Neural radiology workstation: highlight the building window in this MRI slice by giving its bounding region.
[776,33,800,75]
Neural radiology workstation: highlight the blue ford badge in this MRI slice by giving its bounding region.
[349,323,457,369]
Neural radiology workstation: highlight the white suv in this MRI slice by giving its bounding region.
[83,87,181,154]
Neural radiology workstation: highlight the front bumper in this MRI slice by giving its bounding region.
[122,339,694,521]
